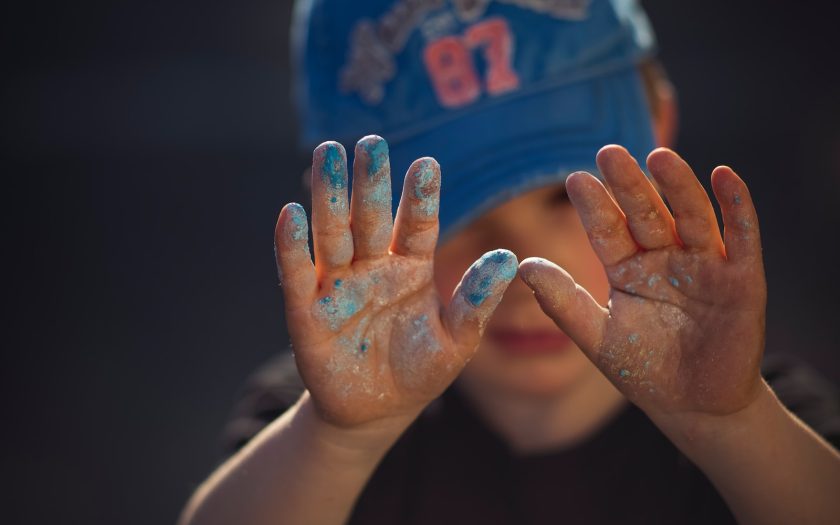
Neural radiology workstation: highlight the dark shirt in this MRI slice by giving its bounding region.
[224,352,840,524]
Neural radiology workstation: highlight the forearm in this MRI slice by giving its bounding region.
[653,380,840,525]
[179,390,414,525]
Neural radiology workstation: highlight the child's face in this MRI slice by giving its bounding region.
[435,182,610,398]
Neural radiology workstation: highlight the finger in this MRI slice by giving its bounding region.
[647,148,724,253]
[711,166,762,262]
[311,141,353,273]
[443,249,518,359]
[274,203,317,310]
[566,171,638,266]
[351,135,393,260]
[596,145,678,249]
[518,257,607,356]
[391,158,440,258]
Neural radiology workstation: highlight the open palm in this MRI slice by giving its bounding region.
[520,146,766,417]
[275,137,516,428]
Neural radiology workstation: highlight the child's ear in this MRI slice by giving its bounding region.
[651,80,679,148]
[640,60,680,149]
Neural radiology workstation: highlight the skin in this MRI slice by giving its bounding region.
[180,137,840,525]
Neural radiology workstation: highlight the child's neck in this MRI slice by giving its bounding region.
[456,366,627,456]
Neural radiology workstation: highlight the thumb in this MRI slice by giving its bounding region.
[518,257,607,357]
[443,249,518,360]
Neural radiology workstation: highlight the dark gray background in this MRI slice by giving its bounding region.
[3,1,839,523]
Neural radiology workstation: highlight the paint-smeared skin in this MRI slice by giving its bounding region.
[518,149,768,419]
[461,250,518,306]
[286,203,309,242]
[412,159,440,216]
[281,138,518,428]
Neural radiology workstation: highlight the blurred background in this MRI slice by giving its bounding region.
[3,0,838,523]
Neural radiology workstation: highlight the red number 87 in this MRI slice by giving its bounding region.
[423,18,521,109]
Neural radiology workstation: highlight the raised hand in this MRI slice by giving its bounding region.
[519,146,766,418]
[274,136,517,428]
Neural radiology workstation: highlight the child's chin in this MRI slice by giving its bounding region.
[466,346,594,400]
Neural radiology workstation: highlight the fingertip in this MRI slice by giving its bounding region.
[461,249,518,307]
[645,147,678,171]
[711,165,738,182]
[711,166,749,203]
[597,144,629,158]
[355,135,390,175]
[518,256,561,277]
[408,156,440,175]
[406,157,441,214]
[278,202,309,244]
[356,134,386,147]
[518,257,574,294]
[313,141,348,189]
[564,171,599,197]
[596,144,631,168]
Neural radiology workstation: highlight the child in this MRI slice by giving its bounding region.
[180,1,840,524]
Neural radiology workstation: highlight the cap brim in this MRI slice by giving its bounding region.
[386,65,656,241]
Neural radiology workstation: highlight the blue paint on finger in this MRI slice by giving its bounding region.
[668,276,680,288]
[320,142,347,190]
[628,333,640,345]
[462,249,518,307]
[361,136,389,178]
[287,203,308,242]
[412,159,440,216]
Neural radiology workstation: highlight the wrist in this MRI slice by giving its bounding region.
[296,391,419,461]
[648,379,778,458]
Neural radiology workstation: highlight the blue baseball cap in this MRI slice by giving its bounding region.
[292,0,657,239]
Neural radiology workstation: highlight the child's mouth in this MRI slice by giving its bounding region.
[486,327,573,356]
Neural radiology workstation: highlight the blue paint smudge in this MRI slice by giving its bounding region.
[360,338,370,353]
[619,368,632,378]
[628,333,640,345]
[330,196,337,204]
[320,142,347,190]
[462,249,518,307]
[316,282,363,331]
[361,136,389,178]
[647,274,662,288]
[413,159,440,216]
[683,275,693,285]
[668,276,680,288]
[733,193,742,205]
[334,279,343,288]
[287,203,308,241]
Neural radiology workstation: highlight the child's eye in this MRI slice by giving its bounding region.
[544,187,570,208]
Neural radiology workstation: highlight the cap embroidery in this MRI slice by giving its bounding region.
[340,0,592,105]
